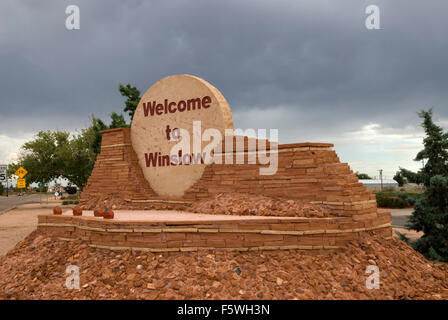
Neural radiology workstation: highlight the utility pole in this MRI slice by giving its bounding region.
[379,169,383,191]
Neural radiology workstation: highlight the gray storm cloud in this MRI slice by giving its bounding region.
[0,0,447,175]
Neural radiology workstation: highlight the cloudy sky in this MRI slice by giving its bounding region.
[1,0,447,179]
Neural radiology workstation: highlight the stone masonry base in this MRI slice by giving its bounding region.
[37,210,392,253]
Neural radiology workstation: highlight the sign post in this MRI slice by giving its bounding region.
[15,167,28,195]
[38,182,44,204]
[0,165,7,197]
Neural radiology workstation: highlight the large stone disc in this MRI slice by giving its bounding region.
[131,74,234,198]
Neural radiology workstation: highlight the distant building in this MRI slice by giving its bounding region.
[359,179,398,189]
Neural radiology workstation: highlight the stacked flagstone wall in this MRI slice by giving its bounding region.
[80,128,383,222]
[63,127,393,252]
[79,128,157,203]
[37,211,391,253]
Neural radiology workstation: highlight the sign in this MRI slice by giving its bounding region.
[15,167,28,179]
[0,165,6,182]
[131,75,234,197]
[17,178,26,188]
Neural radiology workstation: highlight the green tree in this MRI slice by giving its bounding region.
[414,110,448,186]
[7,83,141,190]
[89,115,108,156]
[110,112,128,129]
[119,83,141,120]
[398,167,423,185]
[356,172,372,179]
[88,111,128,156]
[58,127,97,188]
[87,83,139,156]
[393,171,406,187]
[8,131,69,184]
[8,129,96,190]
[403,109,448,261]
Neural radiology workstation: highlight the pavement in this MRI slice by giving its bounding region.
[388,208,424,241]
[0,194,47,214]
[389,208,413,228]
[58,209,320,222]
[0,198,66,257]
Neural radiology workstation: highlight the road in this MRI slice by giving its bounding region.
[389,208,413,228]
[0,194,47,213]
[392,215,410,228]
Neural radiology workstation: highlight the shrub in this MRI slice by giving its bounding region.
[374,190,422,208]
[397,192,409,202]
[409,175,448,261]
[397,192,422,206]
[61,200,78,205]
[376,195,407,208]
[64,194,78,201]
[65,186,78,195]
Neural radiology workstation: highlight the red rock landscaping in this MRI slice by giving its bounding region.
[189,193,332,217]
[0,231,446,300]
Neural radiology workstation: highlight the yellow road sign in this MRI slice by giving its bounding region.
[17,178,26,188]
[15,167,28,178]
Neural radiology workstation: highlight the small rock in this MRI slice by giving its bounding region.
[276,277,283,286]
[147,283,155,290]
[257,265,268,273]
[147,291,159,300]
[126,274,137,281]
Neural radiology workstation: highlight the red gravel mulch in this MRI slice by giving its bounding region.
[0,231,447,300]
[189,193,333,217]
